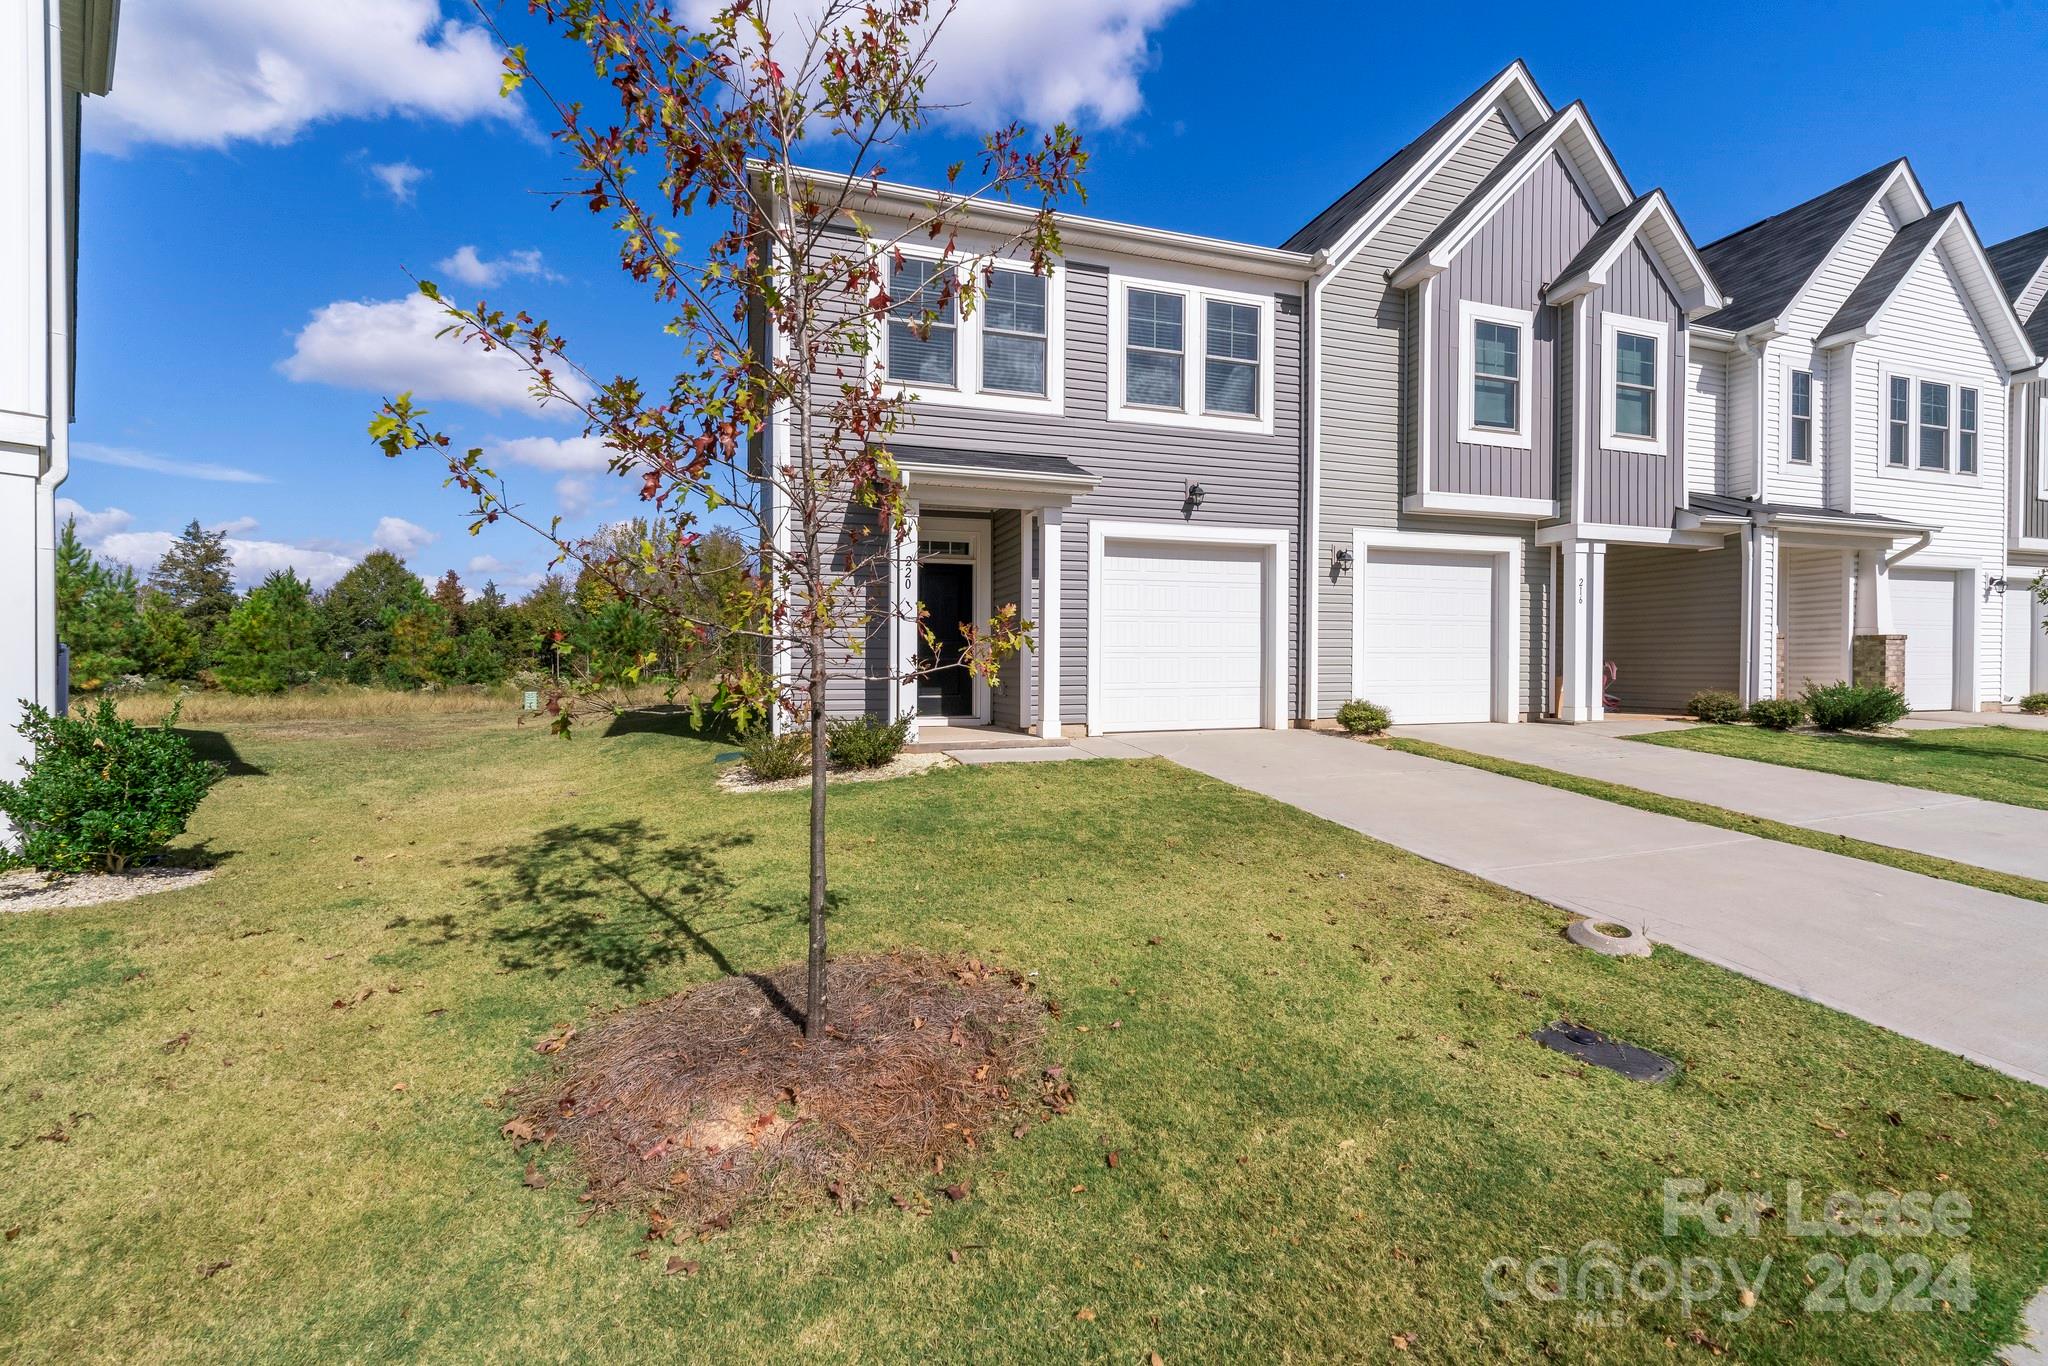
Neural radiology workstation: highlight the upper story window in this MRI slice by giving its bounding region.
[1887,376,1910,467]
[1124,289,1185,409]
[1884,371,1982,478]
[1600,312,1671,456]
[1204,301,1261,416]
[1789,370,1813,464]
[982,269,1048,397]
[887,258,956,387]
[877,253,1064,414]
[1110,277,1275,434]
[1455,300,1533,449]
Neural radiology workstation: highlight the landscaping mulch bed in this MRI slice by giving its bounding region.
[716,751,955,793]
[505,952,1064,1229]
[0,864,214,913]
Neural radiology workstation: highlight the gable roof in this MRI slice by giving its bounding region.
[1816,202,2038,370]
[1694,160,1913,334]
[1280,61,1552,256]
[1987,225,2048,301]
[1819,205,1959,342]
[1389,102,1635,290]
[1548,188,1724,315]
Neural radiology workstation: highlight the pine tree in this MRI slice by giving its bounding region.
[213,570,319,694]
[135,591,202,680]
[54,519,141,684]
[146,520,237,643]
[431,569,467,625]
[316,551,429,684]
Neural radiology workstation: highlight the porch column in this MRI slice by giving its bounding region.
[892,500,920,739]
[1739,526,1779,704]
[1013,513,1034,724]
[1558,540,1603,723]
[1854,548,1894,635]
[1037,508,1063,739]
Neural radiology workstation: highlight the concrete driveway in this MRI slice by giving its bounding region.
[1087,727,2048,1089]
[1395,720,2048,883]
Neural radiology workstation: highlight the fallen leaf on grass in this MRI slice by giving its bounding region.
[200,1261,232,1279]
[1075,1308,1096,1322]
[501,1119,535,1144]
[942,1183,970,1202]
[391,1082,409,1093]
[534,1026,577,1055]
[664,1256,700,1276]
[1105,1150,1119,1169]
[1391,1333,1412,1350]
[523,1163,547,1190]
[161,1031,192,1054]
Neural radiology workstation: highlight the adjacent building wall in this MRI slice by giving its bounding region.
[1603,541,1741,709]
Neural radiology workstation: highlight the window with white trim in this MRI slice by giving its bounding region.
[1887,376,1910,467]
[1919,381,1950,470]
[1204,300,1260,416]
[1613,331,1658,438]
[1455,300,1534,448]
[981,269,1048,397]
[886,258,956,387]
[1599,312,1671,455]
[1108,278,1275,432]
[1789,369,1813,464]
[1124,288,1184,409]
[1959,387,1978,475]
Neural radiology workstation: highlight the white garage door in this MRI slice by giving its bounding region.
[1098,541,1266,732]
[1891,569,1958,711]
[1362,550,1495,724]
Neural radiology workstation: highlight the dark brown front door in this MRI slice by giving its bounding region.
[916,561,974,718]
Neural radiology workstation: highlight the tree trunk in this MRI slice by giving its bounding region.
[803,616,830,1039]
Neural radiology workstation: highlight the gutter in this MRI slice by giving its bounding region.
[1883,527,1936,568]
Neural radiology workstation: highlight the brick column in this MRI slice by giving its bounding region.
[1852,634,1906,692]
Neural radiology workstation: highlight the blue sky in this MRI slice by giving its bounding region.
[61,0,2048,594]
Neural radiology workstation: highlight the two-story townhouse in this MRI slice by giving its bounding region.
[1987,226,2048,700]
[760,176,1314,741]
[1664,162,2038,714]
[1288,62,1724,725]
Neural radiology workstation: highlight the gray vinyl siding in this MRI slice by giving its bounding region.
[1584,240,1689,527]
[1428,151,1591,500]
[1315,107,1539,719]
[820,503,892,719]
[2020,378,2048,541]
[1555,304,1575,508]
[1603,542,1741,710]
[989,509,1027,728]
[810,244,1305,728]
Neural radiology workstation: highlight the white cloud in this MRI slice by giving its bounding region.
[553,475,599,517]
[72,441,271,485]
[280,292,592,417]
[370,160,428,204]
[371,515,437,557]
[436,245,558,288]
[465,554,544,593]
[88,0,520,152]
[55,498,135,541]
[684,0,1187,128]
[490,433,616,472]
[213,515,262,537]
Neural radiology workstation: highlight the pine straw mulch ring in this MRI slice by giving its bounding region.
[502,953,1073,1233]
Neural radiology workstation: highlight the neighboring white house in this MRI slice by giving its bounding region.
[2,0,118,793]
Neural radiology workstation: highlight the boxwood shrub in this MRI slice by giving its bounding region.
[1802,681,1909,732]
[1686,690,1745,724]
[1336,699,1392,736]
[1746,697,1806,731]
[827,714,912,770]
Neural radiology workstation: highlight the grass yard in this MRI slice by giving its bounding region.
[3,711,2046,1362]
[1638,723,2048,811]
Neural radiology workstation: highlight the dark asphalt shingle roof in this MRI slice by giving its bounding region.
[1987,225,2048,301]
[1689,493,1928,530]
[1820,205,1958,342]
[1695,160,1906,333]
[884,444,1096,483]
[1280,62,1542,254]
[1391,106,1581,278]
[1551,192,1658,290]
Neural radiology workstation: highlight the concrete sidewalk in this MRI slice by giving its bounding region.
[1098,727,2048,1089]
[1392,720,2048,883]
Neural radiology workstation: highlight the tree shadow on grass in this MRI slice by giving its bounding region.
[1810,729,2048,772]
[176,729,266,777]
[600,706,743,745]
[394,819,787,996]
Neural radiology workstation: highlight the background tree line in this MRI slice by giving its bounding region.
[55,517,750,696]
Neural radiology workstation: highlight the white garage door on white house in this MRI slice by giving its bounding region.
[1097,540,1266,732]
[1891,568,1960,712]
[1360,550,1496,724]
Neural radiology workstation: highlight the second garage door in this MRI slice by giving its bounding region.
[1098,540,1267,732]
[1891,569,1959,711]
[1361,550,1496,723]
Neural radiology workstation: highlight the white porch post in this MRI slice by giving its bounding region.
[1037,508,1063,739]
[892,499,920,740]
[1587,543,1607,721]
[1742,526,1780,703]
[1854,548,1894,635]
[1559,540,1595,723]
[1014,513,1034,725]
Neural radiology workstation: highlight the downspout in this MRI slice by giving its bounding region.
[1299,251,1325,723]
[1736,331,1767,502]
[1884,528,1934,569]
[37,0,72,714]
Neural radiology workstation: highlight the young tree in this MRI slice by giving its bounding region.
[147,520,237,644]
[317,551,431,684]
[431,569,469,624]
[135,591,202,681]
[514,575,582,680]
[55,519,141,685]
[372,0,1083,1037]
[213,570,320,695]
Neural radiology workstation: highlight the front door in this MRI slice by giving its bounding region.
[917,561,975,718]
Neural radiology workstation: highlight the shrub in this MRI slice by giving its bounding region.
[827,714,912,770]
[2021,692,2048,716]
[0,697,220,874]
[1686,690,1745,724]
[740,728,811,782]
[1746,697,1805,731]
[1336,699,1392,736]
[1802,681,1909,732]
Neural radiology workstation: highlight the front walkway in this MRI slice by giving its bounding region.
[1396,720,2048,883]
[1088,727,2048,1089]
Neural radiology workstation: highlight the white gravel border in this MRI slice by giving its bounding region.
[0,865,215,913]
[718,750,956,794]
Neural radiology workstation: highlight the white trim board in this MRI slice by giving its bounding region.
[1454,299,1536,450]
[1350,528,1524,724]
[1085,519,1289,735]
[1599,310,1674,457]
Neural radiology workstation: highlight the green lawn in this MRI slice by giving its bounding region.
[1638,723,2048,811]
[3,711,2046,1362]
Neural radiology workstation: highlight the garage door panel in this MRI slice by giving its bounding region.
[1891,570,1958,712]
[1361,550,1495,724]
[1099,541,1266,732]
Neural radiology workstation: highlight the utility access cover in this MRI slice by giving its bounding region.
[1532,1020,1678,1083]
